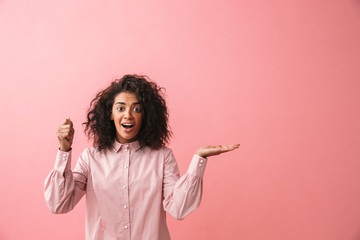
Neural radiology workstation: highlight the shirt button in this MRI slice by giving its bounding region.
[124,205,127,209]
[200,160,204,163]
[124,225,128,229]
[124,165,128,169]
[123,185,127,189]
[198,164,202,167]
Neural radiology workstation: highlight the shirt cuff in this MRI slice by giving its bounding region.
[54,149,72,172]
[187,154,208,178]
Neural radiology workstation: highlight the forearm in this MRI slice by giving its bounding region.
[44,150,86,214]
[163,154,207,220]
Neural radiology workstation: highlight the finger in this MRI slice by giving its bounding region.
[61,118,69,125]
[206,145,222,149]
[57,127,73,134]
[58,124,71,129]
[58,131,72,138]
[58,125,71,133]
[202,145,213,149]
[68,118,73,128]
[223,144,240,151]
[58,123,74,130]
[61,117,73,126]
[58,132,71,139]
[229,144,240,149]
[57,134,68,140]
[58,128,74,137]
[215,145,235,153]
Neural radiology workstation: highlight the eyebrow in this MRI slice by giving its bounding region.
[114,102,141,105]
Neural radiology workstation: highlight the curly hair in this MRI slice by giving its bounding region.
[83,74,172,151]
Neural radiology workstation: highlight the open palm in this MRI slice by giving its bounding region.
[196,144,240,158]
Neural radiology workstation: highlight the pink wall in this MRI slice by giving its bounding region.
[1,0,360,239]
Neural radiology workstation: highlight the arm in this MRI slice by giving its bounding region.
[162,151,207,220]
[44,118,88,214]
[162,143,239,220]
[44,149,88,213]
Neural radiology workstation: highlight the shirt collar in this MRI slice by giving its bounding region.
[112,140,141,152]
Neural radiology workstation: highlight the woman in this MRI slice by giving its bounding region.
[44,74,239,240]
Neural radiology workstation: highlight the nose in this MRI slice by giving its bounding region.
[123,108,133,119]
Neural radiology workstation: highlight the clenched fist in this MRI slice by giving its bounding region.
[57,118,74,152]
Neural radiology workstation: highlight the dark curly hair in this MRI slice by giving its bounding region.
[83,74,172,151]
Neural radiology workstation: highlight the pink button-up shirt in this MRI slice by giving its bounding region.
[44,140,207,240]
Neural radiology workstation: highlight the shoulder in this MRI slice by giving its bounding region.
[79,146,105,160]
[162,146,173,157]
[144,145,172,153]
[81,146,97,156]
[138,145,173,159]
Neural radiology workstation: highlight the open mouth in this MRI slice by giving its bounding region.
[121,123,134,129]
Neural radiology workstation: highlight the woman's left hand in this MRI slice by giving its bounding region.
[195,144,240,158]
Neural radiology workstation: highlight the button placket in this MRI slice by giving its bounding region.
[122,144,131,236]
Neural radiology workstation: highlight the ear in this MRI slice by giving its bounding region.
[110,111,114,120]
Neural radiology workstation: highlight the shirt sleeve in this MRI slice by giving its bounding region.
[162,150,207,220]
[44,149,89,214]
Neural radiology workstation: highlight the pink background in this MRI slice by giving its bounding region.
[1,0,360,239]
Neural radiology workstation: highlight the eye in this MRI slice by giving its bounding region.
[133,107,142,112]
[116,106,125,111]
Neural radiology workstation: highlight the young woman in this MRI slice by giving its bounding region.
[44,74,239,240]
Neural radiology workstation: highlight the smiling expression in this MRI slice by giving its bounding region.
[111,91,143,144]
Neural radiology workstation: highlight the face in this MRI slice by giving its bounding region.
[111,91,143,144]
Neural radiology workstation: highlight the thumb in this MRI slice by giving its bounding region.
[62,117,71,125]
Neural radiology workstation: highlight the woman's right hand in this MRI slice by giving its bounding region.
[57,118,74,152]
